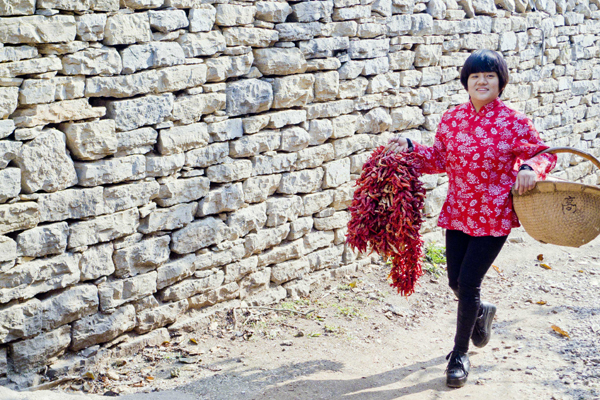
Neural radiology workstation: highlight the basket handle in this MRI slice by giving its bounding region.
[532,147,600,171]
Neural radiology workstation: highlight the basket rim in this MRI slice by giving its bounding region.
[512,180,600,197]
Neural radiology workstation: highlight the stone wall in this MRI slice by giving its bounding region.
[0,0,599,388]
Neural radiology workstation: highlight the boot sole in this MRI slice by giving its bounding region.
[446,376,468,388]
[472,303,496,348]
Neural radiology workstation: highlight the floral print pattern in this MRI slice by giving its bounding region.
[413,98,557,237]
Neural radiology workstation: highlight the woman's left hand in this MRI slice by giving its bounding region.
[514,170,537,195]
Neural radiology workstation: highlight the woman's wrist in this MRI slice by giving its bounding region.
[519,164,533,172]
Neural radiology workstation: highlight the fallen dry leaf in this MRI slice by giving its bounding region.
[540,263,552,270]
[492,265,502,273]
[537,254,544,261]
[536,300,547,305]
[551,325,570,339]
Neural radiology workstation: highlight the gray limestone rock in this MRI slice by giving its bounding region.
[291,1,333,22]
[171,93,226,125]
[177,31,226,57]
[266,196,303,227]
[105,93,174,132]
[0,87,18,119]
[136,299,188,334]
[223,27,278,48]
[322,158,351,188]
[158,64,207,92]
[155,176,210,207]
[205,53,253,82]
[0,120,15,139]
[14,129,77,194]
[229,130,281,158]
[10,325,71,373]
[253,48,307,76]
[157,123,209,155]
[38,0,92,10]
[80,243,115,281]
[71,304,136,351]
[0,0,35,16]
[104,13,152,46]
[62,47,122,76]
[113,236,170,278]
[0,15,76,44]
[198,183,245,216]
[11,99,106,128]
[215,4,256,26]
[271,258,310,284]
[171,217,228,254]
[121,42,185,74]
[98,271,158,311]
[227,203,268,238]
[139,203,196,234]
[16,222,68,258]
[226,79,273,117]
[0,298,41,344]
[68,208,139,248]
[121,0,163,9]
[103,181,158,216]
[185,142,229,168]
[0,141,21,169]
[256,1,292,22]
[0,235,16,263]
[278,168,325,195]
[116,127,158,157]
[75,13,107,41]
[61,120,117,161]
[189,5,216,32]
[148,9,189,32]
[272,74,315,109]
[37,187,104,223]
[145,153,185,178]
[40,284,99,332]
[0,168,20,204]
[85,70,159,98]
[0,252,81,303]
[159,269,224,302]
[242,174,282,203]
[156,254,196,290]
[74,155,146,187]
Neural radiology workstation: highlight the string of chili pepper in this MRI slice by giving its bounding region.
[346,146,427,296]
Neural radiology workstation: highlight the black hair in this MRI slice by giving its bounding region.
[460,50,510,95]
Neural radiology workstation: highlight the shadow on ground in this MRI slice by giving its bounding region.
[137,355,454,400]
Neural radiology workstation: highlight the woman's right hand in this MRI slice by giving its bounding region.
[384,137,409,154]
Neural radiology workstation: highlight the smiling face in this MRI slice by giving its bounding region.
[467,71,500,112]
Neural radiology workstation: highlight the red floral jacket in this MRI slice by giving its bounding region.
[413,98,557,237]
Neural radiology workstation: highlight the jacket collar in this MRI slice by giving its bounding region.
[467,97,502,115]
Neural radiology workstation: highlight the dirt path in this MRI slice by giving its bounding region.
[2,227,599,400]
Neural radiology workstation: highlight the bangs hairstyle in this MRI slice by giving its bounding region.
[460,50,509,95]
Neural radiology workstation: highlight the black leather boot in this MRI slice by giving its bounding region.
[446,350,470,388]
[471,301,496,348]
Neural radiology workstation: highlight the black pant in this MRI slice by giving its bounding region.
[445,229,508,353]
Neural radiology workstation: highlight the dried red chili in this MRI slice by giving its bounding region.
[346,146,426,296]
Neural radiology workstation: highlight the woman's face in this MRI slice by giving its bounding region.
[467,71,500,111]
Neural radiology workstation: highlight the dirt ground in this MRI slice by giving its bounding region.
[2,227,600,400]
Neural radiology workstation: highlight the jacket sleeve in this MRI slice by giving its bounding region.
[511,115,557,180]
[410,114,449,175]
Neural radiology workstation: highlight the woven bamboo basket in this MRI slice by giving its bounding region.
[512,147,600,248]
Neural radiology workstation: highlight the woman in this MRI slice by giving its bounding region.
[385,49,556,388]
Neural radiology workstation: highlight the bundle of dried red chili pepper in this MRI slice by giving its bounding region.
[346,146,426,296]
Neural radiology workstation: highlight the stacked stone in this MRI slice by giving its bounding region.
[0,0,599,387]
